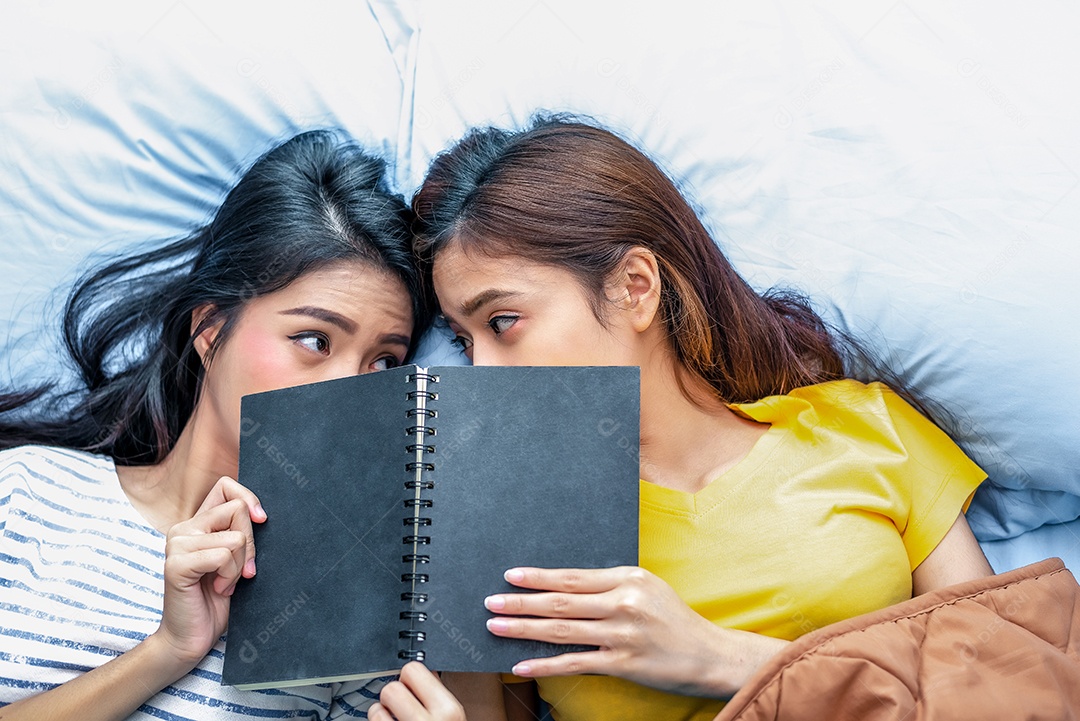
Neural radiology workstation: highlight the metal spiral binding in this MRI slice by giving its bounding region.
[399,368,439,662]
[407,390,439,401]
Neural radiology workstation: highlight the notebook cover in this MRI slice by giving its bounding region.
[222,365,414,687]
[418,365,640,672]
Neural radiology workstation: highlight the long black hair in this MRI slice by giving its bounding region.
[0,130,431,465]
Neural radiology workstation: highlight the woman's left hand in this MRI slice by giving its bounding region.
[484,566,782,699]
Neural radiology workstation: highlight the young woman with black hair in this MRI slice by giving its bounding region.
[0,130,486,720]
[398,116,995,721]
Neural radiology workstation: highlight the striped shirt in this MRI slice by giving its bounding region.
[0,445,389,719]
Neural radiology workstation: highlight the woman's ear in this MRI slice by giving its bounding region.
[190,304,223,365]
[610,247,662,333]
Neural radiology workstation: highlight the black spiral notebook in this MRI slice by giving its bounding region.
[221,365,639,690]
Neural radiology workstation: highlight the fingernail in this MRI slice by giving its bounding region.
[224,583,236,597]
[484,595,505,611]
[504,568,524,582]
[486,618,509,633]
[511,663,532,676]
[254,503,266,521]
[244,558,257,577]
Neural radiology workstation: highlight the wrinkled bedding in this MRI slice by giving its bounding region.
[716,558,1080,720]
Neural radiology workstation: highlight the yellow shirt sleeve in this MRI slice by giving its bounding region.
[869,383,986,569]
[805,380,987,570]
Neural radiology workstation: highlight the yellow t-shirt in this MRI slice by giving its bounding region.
[535,379,986,721]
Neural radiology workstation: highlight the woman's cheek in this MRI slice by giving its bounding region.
[230,329,301,395]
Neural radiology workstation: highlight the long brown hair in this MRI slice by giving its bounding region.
[413,116,854,404]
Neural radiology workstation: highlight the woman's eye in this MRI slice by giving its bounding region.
[450,336,473,351]
[371,356,401,372]
[290,332,330,355]
[487,315,518,335]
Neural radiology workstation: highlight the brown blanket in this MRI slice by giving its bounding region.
[715,558,1080,720]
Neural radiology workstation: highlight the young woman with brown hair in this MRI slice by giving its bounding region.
[389,115,994,721]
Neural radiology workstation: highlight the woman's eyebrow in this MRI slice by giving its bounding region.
[379,333,412,348]
[458,289,521,318]
[278,306,358,334]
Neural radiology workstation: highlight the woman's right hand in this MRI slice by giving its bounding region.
[370,665,510,721]
[152,476,266,668]
[369,663,466,721]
